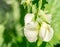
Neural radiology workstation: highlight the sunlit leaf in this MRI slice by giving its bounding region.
[45,0,60,46]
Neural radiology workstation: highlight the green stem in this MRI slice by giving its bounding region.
[27,0,33,13]
[27,41,29,47]
[37,38,42,47]
[27,5,31,13]
[38,0,42,10]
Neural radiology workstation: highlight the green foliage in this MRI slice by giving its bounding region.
[44,0,60,47]
[0,0,60,47]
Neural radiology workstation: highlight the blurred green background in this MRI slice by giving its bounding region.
[0,0,60,47]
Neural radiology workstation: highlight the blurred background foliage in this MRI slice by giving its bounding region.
[0,0,60,47]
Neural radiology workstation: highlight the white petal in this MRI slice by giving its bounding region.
[24,22,38,42]
[38,10,52,23]
[45,14,52,23]
[43,24,54,42]
[24,13,34,25]
[39,22,47,39]
[39,22,54,42]
[24,29,38,42]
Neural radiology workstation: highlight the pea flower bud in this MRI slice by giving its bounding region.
[38,10,52,23]
[24,13,34,25]
[44,14,52,23]
[39,22,54,42]
[24,22,38,42]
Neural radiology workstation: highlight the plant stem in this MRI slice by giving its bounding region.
[38,0,42,10]
[27,41,29,47]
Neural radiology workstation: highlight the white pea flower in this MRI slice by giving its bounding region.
[39,22,54,42]
[44,14,52,23]
[24,13,34,25]
[24,22,38,42]
[38,10,52,23]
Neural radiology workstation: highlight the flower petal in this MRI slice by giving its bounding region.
[24,22,38,42]
[39,22,54,42]
[43,24,54,42]
[24,13,34,25]
[24,29,38,42]
[39,22,47,39]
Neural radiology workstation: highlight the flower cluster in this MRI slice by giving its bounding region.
[24,10,54,43]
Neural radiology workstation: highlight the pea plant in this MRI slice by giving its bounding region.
[0,0,60,47]
[22,0,60,47]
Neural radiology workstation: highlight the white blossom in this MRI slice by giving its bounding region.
[38,10,52,23]
[24,11,53,42]
[24,13,34,25]
[39,22,54,42]
[24,22,38,42]
[44,14,52,23]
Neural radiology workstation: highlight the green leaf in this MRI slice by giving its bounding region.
[44,0,60,46]
[21,0,26,4]
[50,13,60,45]
[45,0,60,14]
[45,43,54,47]
[50,10,60,45]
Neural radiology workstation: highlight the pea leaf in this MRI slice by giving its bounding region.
[45,0,60,14]
[44,0,60,46]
